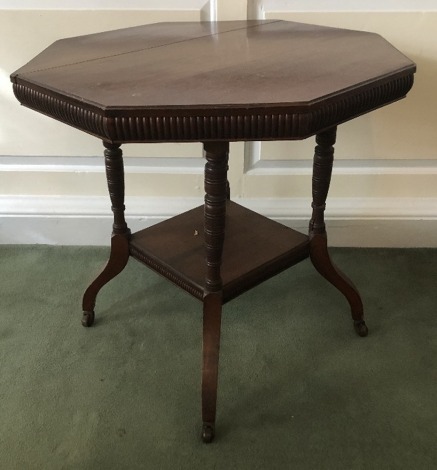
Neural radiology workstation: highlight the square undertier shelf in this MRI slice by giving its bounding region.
[129,201,310,303]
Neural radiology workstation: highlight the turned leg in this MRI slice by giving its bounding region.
[81,142,130,327]
[201,141,228,442]
[309,128,368,337]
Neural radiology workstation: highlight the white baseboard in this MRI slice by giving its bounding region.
[1,195,437,247]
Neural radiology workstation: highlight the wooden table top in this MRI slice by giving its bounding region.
[11,20,415,142]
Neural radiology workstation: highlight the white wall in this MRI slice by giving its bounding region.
[1,0,436,246]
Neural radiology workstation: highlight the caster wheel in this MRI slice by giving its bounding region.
[201,423,215,443]
[82,311,95,327]
[354,320,368,337]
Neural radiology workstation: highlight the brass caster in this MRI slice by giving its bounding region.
[82,310,95,327]
[354,320,368,337]
[201,423,215,443]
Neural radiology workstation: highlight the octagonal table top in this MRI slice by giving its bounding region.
[11,20,415,142]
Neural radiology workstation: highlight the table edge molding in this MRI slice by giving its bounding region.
[13,84,111,140]
[13,73,414,142]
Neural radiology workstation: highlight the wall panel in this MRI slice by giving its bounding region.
[1,0,436,246]
[0,1,215,204]
[239,1,437,244]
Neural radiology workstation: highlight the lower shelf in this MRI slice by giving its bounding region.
[129,201,310,303]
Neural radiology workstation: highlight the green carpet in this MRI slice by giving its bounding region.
[0,246,436,469]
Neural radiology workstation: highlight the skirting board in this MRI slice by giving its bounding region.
[1,196,437,247]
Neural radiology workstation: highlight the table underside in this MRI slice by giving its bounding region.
[129,201,310,303]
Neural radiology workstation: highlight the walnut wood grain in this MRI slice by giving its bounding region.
[129,202,309,303]
[11,20,414,440]
[309,129,367,336]
[203,142,229,292]
[11,21,415,142]
[104,142,129,236]
[201,292,222,443]
[82,143,130,325]
[309,128,337,235]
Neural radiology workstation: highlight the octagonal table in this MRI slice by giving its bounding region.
[11,20,415,442]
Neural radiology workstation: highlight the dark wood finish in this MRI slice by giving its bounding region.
[201,292,222,444]
[11,20,415,442]
[129,201,309,303]
[104,142,129,236]
[82,143,130,326]
[82,233,129,326]
[11,21,415,142]
[203,141,229,292]
[309,128,368,336]
[201,142,227,440]
[309,129,337,236]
